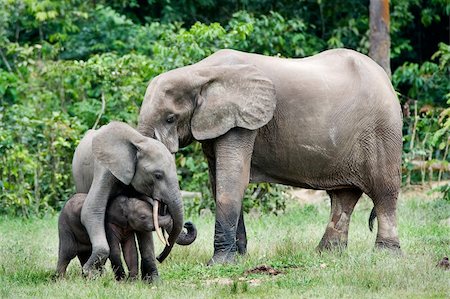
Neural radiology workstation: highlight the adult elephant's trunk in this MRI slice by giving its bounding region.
[163,220,198,246]
[175,221,197,246]
[157,191,183,263]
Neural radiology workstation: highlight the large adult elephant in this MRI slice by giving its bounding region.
[73,121,184,279]
[137,49,403,264]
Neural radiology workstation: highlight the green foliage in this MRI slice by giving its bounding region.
[0,108,82,216]
[432,184,450,202]
[0,49,156,216]
[0,1,448,216]
[393,43,450,106]
[176,142,212,216]
[230,11,325,57]
[59,6,169,60]
[393,42,450,187]
[243,183,289,215]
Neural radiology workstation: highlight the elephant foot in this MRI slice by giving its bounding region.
[114,272,126,281]
[207,250,237,266]
[142,272,160,284]
[317,227,348,252]
[375,238,402,254]
[82,248,109,279]
[82,266,104,279]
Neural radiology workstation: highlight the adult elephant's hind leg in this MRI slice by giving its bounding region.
[371,190,401,251]
[366,129,402,252]
[208,128,256,265]
[318,188,362,251]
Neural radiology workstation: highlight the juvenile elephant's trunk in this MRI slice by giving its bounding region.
[157,191,183,263]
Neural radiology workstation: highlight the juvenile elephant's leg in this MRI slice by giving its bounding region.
[371,191,401,251]
[80,165,118,276]
[56,255,75,278]
[318,188,362,251]
[208,128,256,265]
[56,234,77,277]
[136,231,158,282]
[236,207,247,255]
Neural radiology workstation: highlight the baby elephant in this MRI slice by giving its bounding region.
[57,193,196,280]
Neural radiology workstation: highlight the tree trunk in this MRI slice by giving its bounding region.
[369,0,391,77]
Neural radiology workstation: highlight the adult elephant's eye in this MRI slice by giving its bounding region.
[154,171,164,180]
[166,114,176,124]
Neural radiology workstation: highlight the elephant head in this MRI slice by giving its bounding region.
[137,52,277,152]
[92,122,183,262]
[107,196,197,246]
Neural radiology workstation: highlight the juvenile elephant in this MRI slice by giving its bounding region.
[56,193,197,280]
[72,121,184,278]
[137,49,403,264]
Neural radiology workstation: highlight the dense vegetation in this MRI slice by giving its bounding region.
[0,0,449,216]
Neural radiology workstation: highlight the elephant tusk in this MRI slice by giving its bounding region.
[154,129,162,142]
[163,229,170,245]
[153,200,169,247]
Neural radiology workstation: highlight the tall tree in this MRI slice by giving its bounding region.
[369,0,391,77]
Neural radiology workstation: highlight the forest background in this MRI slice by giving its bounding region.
[0,0,449,217]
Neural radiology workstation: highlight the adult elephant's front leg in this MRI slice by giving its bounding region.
[80,165,118,276]
[203,143,247,256]
[208,128,256,265]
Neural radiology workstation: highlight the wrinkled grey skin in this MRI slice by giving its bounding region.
[137,49,403,264]
[72,121,184,279]
[56,193,197,280]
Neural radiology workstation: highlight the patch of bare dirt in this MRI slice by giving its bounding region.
[288,181,449,205]
[287,188,328,205]
[244,265,283,276]
[204,277,263,287]
[401,180,450,200]
[203,265,284,287]
[204,278,233,286]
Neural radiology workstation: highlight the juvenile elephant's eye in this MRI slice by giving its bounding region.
[140,215,146,220]
[166,114,176,124]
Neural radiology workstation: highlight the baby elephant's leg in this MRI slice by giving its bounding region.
[136,231,159,282]
[122,233,139,280]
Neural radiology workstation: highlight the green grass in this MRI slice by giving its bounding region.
[1,190,449,298]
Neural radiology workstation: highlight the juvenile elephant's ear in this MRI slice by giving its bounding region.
[92,121,146,185]
[191,64,276,140]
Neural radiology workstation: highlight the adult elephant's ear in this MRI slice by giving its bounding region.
[191,64,276,140]
[92,121,146,185]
